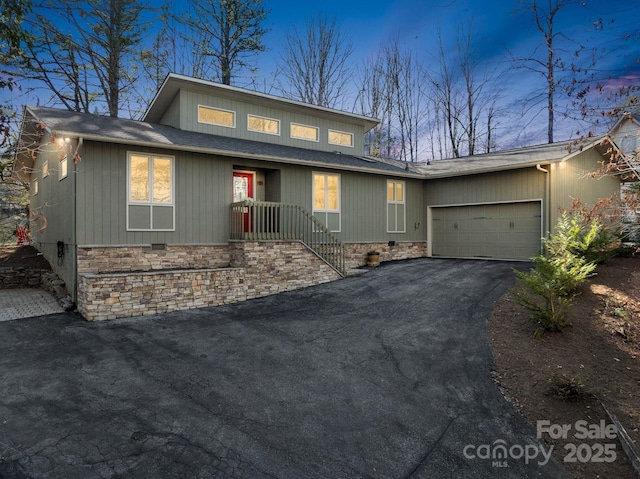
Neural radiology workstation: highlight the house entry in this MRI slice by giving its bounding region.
[233,171,255,232]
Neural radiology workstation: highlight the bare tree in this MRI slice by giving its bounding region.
[356,53,393,157]
[425,24,504,159]
[384,40,427,163]
[178,0,269,86]
[512,0,577,144]
[5,0,147,117]
[427,30,463,158]
[276,15,354,108]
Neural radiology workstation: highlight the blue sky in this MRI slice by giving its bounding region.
[247,0,639,146]
[257,0,638,70]
[5,0,639,150]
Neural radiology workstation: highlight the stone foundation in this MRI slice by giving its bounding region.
[77,244,230,274]
[78,241,341,321]
[345,242,427,268]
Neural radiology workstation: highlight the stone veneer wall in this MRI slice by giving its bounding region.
[229,240,340,299]
[77,241,341,321]
[344,242,427,268]
[77,244,230,274]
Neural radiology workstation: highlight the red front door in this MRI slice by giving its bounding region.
[233,171,254,232]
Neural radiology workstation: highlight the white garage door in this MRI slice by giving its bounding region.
[431,202,542,260]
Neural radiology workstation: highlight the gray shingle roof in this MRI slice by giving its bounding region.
[24,106,415,176]
[414,138,608,178]
[19,106,616,181]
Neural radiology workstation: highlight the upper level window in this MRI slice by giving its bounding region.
[127,152,174,231]
[291,122,319,142]
[42,161,49,178]
[198,105,235,128]
[32,178,39,196]
[328,129,354,148]
[248,114,280,135]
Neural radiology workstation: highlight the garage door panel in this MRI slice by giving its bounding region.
[432,202,541,260]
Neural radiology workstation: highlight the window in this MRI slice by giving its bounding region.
[127,152,174,231]
[59,156,68,180]
[328,130,354,148]
[248,114,280,135]
[42,161,49,178]
[387,180,406,233]
[198,105,235,128]
[291,122,319,142]
[32,178,38,196]
[312,172,340,232]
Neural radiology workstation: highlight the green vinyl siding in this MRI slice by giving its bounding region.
[76,144,419,246]
[426,168,546,207]
[28,134,77,299]
[76,142,233,245]
[548,149,620,229]
[177,89,366,156]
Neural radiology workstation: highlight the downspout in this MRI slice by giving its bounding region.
[71,137,83,304]
[536,164,550,251]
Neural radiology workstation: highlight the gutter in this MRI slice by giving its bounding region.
[537,163,551,239]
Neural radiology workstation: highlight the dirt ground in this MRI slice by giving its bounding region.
[490,255,640,478]
[0,245,52,270]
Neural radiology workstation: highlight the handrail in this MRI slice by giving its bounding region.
[230,200,346,276]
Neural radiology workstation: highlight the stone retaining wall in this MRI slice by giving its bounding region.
[0,266,74,309]
[78,268,245,321]
[230,240,340,299]
[0,266,48,288]
[78,241,342,321]
[77,244,230,274]
[345,242,427,268]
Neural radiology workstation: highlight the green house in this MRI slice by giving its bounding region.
[13,74,622,320]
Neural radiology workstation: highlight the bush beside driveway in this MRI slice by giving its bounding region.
[0,258,568,478]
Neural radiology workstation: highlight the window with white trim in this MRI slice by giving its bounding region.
[312,172,340,232]
[198,105,236,128]
[32,178,38,196]
[127,152,175,231]
[42,160,49,178]
[328,129,354,147]
[248,114,280,135]
[291,122,319,142]
[387,180,406,233]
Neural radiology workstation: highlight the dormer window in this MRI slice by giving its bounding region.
[291,122,319,142]
[248,114,280,135]
[328,129,354,148]
[198,105,236,128]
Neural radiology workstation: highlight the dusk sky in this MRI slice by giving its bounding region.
[251,0,639,146]
[5,0,639,150]
[255,0,638,78]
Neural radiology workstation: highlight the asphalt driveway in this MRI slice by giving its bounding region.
[0,258,568,478]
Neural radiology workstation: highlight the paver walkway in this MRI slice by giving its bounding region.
[0,288,63,321]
